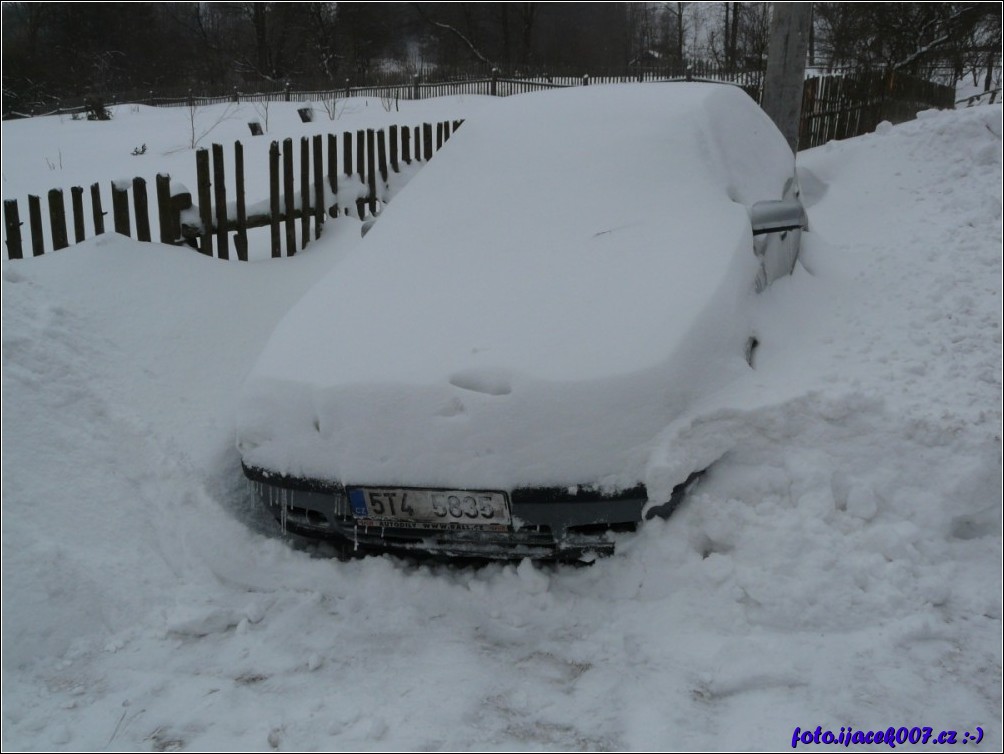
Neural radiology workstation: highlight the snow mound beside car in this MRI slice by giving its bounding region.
[237,84,795,490]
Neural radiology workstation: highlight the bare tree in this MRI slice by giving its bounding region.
[187,100,237,149]
[814,2,1001,81]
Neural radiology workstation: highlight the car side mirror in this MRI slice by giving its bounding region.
[750,199,808,292]
[750,199,807,236]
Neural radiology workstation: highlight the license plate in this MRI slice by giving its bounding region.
[348,487,511,530]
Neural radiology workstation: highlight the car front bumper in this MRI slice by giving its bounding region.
[241,463,650,561]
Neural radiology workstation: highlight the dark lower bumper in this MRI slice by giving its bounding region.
[242,463,648,561]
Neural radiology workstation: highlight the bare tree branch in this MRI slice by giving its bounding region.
[411,3,494,67]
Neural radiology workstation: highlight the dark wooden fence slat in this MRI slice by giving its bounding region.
[402,125,411,164]
[327,133,338,217]
[4,200,23,259]
[355,129,366,218]
[300,136,311,247]
[212,143,229,259]
[111,182,131,237]
[312,134,323,239]
[172,188,194,247]
[133,177,151,243]
[355,129,365,176]
[283,137,296,255]
[355,129,367,217]
[235,141,248,261]
[389,125,399,172]
[48,189,69,250]
[90,183,105,236]
[436,121,443,150]
[269,141,281,258]
[195,148,213,255]
[156,174,173,243]
[377,129,388,186]
[366,129,377,215]
[28,195,44,256]
[343,131,353,177]
[71,186,85,243]
[423,122,433,160]
[414,126,422,161]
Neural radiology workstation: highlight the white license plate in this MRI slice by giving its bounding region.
[348,488,511,530]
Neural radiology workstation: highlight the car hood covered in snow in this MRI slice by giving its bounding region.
[236,83,796,491]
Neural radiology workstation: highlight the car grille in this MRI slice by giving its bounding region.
[243,463,644,561]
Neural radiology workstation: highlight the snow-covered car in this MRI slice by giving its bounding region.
[236,83,806,560]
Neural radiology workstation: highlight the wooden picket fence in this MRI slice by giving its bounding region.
[3,119,461,261]
[799,70,956,150]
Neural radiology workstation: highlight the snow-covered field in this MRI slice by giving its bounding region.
[2,94,1001,751]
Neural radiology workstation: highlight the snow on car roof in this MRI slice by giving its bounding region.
[237,83,796,490]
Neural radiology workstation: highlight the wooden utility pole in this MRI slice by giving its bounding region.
[761,2,812,153]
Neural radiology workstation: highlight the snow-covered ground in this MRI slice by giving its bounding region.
[2,94,1001,750]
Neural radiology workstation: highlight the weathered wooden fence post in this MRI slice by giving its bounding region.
[355,130,366,217]
[377,129,388,186]
[284,82,292,102]
[312,134,324,239]
[90,183,105,235]
[195,148,213,255]
[70,186,85,243]
[156,174,174,244]
[366,129,377,215]
[269,141,281,258]
[283,137,295,255]
[211,144,229,259]
[583,74,590,86]
[423,123,433,161]
[111,182,131,237]
[341,129,353,181]
[491,68,498,97]
[389,125,399,173]
[300,136,311,247]
[327,133,339,217]
[28,195,44,256]
[235,141,248,261]
[133,177,151,243]
[47,189,68,250]
[4,200,23,259]
[412,74,420,101]
[401,126,411,164]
